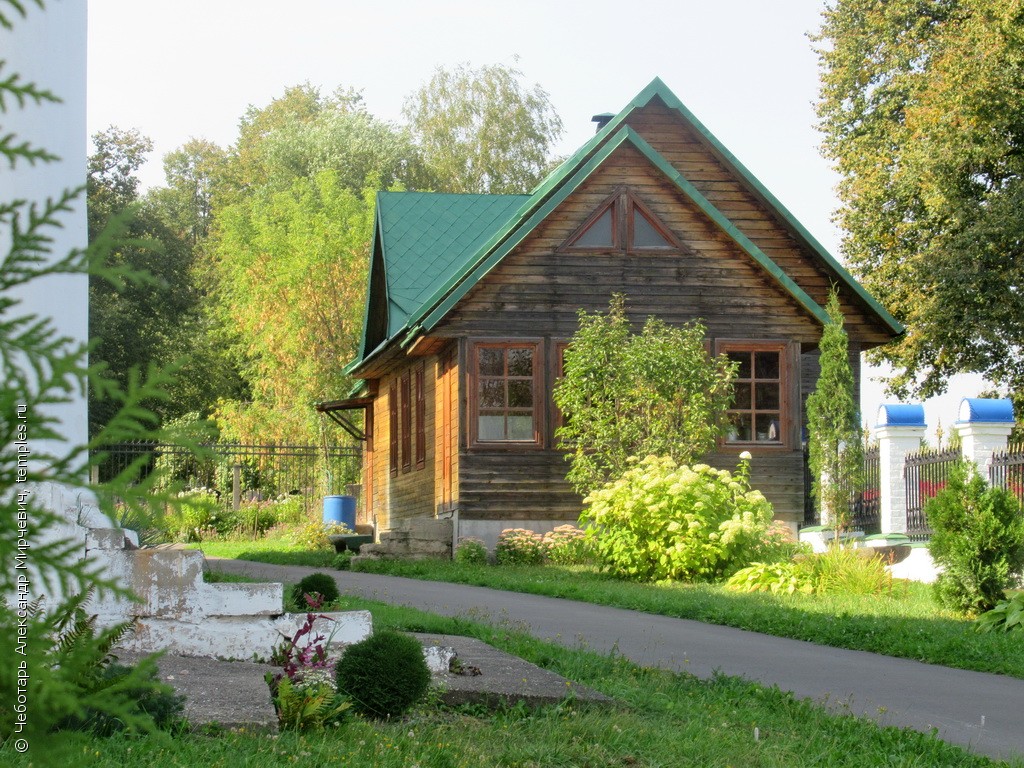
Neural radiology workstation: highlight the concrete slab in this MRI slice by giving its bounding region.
[119,651,278,732]
[117,632,605,732]
[413,632,612,709]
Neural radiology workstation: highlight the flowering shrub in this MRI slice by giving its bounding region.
[454,537,488,565]
[543,525,596,565]
[580,454,774,582]
[495,528,547,566]
[266,597,349,731]
[291,518,352,550]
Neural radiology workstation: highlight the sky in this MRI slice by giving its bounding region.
[85,0,991,440]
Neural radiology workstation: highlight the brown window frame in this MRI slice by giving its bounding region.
[400,370,412,472]
[388,382,398,477]
[716,340,791,451]
[414,363,426,470]
[560,186,681,254]
[467,339,544,449]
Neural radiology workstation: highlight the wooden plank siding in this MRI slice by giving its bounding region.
[355,95,894,531]
[624,101,892,347]
[366,359,438,530]
[429,137,838,525]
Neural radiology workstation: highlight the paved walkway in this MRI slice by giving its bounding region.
[212,559,1024,762]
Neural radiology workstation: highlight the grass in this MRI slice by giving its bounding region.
[344,558,1024,679]
[186,536,335,567]
[187,535,1024,679]
[8,596,1019,767]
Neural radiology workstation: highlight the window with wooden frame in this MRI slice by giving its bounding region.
[400,370,412,472]
[561,187,679,253]
[414,363,426,470]
[717,341,789,448]
[468,340,543,447]
[388,382,398,477]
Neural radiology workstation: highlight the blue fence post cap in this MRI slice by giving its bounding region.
[957,398,1014,424]
[876,404,926,428]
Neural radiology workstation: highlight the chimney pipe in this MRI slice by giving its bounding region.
[591,112,615,133]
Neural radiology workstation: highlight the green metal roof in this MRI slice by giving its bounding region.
[355,192,527,363]
[351,78,903,373]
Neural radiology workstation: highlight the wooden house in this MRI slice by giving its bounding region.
[327,78,902,549]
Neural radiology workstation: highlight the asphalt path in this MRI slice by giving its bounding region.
[211,559,1024,762]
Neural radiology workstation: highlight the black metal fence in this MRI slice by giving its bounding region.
[904,447,960,540]
[990,443,1024,507]
[802,445,880,533]
[848,445,881,534]
[93,441,362,515]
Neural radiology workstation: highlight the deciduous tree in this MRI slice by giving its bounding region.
[403,62,563,194]
[815,0,1024,400]
[553,294,735,497]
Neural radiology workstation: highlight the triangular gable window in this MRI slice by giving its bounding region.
[572,206,615,248]
[632,206,673,249]
[562,187,679,253]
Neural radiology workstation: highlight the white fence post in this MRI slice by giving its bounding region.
[953,398,1014,483]
[875,404,927,535]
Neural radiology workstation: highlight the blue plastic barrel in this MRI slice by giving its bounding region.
[323,495,356,531]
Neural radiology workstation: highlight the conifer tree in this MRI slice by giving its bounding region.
[806,291,863,539]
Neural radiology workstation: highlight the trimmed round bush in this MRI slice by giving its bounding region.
[335,630,430,719]
[290,572,340,608]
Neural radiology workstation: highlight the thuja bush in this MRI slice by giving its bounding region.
[335,630,430,719]
[495,528,547,566]
[290,573,340,608]
[926,461,1024,616]
[581,454,774,582]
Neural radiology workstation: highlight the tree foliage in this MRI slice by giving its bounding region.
[86,128,242,435]
[806,291,863,535]
[403,62,563,194]
[205,85,428,443]
[815,0,1024,399]
[553,295,735,497]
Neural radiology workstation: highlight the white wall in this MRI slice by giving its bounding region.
[1,2,90,453]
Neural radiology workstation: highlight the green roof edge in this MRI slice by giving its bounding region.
[417,126,831,333]
[357,76,902,371]
[355,195,389,363]
[640,78,904,335]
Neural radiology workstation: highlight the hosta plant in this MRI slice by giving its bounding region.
[976,593,1024,634]
[727,561,815,595]
[581,454,773,582]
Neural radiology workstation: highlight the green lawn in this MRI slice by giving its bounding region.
[10,596,1018,768]
[348,558,1024,679]
[186,536,336,567]
[190,536,1024,680]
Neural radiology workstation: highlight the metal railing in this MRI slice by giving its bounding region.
[990,443,1024,507]
[93,440,362,514]
[848,445,880,535]
[904,447,960,540]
